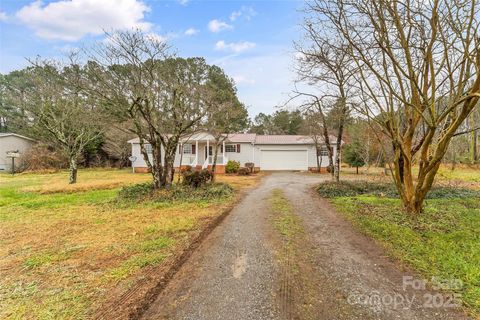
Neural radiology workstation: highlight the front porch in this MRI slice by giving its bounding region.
[178,135,229,171]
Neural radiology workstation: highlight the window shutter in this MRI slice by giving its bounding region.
[220,144,223,153]
[192,144,196,154]
[237,144,241,153]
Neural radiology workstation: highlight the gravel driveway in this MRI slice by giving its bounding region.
[141,172,471,320]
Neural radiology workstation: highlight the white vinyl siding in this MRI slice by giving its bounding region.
[0,135,35,171]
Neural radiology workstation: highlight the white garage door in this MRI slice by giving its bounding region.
[260,150,308,170]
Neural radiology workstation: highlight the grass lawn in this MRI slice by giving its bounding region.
[322,167,480,316]
[0,169,262,319]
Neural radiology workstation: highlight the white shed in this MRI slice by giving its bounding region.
[0,133,36,171]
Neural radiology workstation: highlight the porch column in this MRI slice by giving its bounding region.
[222,140,225,164]
[195,140,198,166]
[206,140,210,165]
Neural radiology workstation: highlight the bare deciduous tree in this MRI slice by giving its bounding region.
[85,30,210,188]
[308,0,480,214]
[18,61,102,183]
[294,24,355,181]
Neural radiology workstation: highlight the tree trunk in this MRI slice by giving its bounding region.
[322,127,334,179]
[160,140,179,188]
[314,139,320,173]
[177,144,184,184]
[211,141,219,182]
[471,127,477,164]
[334,119,344,182]
[356,166,359,174]
[151,143,164,189]
[69,156,78,184]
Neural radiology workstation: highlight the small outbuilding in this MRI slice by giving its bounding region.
[0,133,36,171]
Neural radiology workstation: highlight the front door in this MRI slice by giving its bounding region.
[204,145,213,159]
[204,145,223,162]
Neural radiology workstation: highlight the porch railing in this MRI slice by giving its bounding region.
[182,155,197,166]
[208,155,227,165]
[202,155,228,169]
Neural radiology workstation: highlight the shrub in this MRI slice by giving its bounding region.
[225,160,240,174]
[245,162,255,173]
[19,144,68,171]
[179,165,192,174]
[182,168,212,188]
[118,182,233,202]
[237,167,250,176]
[317,180,480,199]
[155,183,234,202]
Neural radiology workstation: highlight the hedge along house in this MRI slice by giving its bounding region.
[128,132,338,173]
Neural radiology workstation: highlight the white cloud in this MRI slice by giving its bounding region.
[209,49,297,116]
[0,11,7,22]
[184,28,199,36]
[207,19,233,33]
[215,40,256,53]
[230,6,257,21]
[178,0,189,5]
[15,0,151,41]
[233,75,255,85]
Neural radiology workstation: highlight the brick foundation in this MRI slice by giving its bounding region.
[308,167,328,173]
[206,165,225,174]
[133,165,226,174]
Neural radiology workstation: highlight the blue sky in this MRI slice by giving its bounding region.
[0,0,304,117]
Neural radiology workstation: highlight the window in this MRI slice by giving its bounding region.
[183,144,192,154]
[144,144,152,154]
[319,146,329,156]
[225,144,236,153]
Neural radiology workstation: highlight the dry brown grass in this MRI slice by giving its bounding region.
[216,172,266,190]
[0,168,262,319]
[337,165,480,189]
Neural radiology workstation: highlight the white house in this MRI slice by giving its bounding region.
[0,133,36,171]
[128,132,338,173]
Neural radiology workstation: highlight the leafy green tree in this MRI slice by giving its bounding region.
[0,70,34,134]
[344,139,365,174]
[250,110,304,134]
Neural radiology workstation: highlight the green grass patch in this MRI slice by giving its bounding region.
[269,189,302,243]
[329,195,480,315]
[105,251,170,282]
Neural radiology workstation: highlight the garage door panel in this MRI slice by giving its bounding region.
[260,150,307,170]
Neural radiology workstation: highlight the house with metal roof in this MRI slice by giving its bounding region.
[128,132,338,173]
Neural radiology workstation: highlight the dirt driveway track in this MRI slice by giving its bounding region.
[141,172,471,320]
